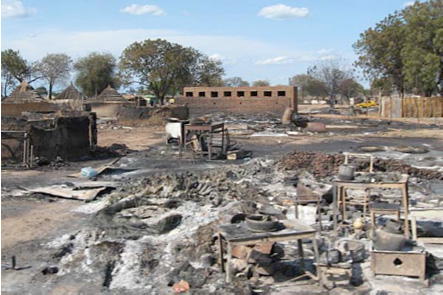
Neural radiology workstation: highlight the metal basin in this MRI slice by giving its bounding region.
[246,215,281,232]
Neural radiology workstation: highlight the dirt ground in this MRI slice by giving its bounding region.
[2,110,443,293]
[98,125,165,151]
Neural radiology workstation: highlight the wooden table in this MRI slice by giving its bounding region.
[183,122,225,160]
[218,220,320,283]
[333,173,410,238]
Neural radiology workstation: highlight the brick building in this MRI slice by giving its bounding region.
[177,86,297,116]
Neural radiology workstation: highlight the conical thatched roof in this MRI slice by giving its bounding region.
[2,81,44,103]
[56,83,85,100]
[95,85,125,102]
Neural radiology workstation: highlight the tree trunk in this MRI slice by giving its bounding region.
[49,83,53,100]
[329,94,335,107]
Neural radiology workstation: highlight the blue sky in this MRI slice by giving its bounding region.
[2,0,417,90]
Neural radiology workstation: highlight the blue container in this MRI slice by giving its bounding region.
[81,167,98,178]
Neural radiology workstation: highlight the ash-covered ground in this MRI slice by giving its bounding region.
[2,112,443,294]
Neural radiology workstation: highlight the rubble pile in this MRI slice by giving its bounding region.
[45,160,288,293]
[8,152,442,293]
[279,151,443,180]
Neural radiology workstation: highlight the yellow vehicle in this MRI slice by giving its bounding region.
[355,100,377,108]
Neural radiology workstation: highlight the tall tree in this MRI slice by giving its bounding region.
[190,56,224,87]
[339,78,364,101]
[120,39,224,105]
[290,74,329,98]
[401,1,443,96]
[74,52,119,97]
[252,80,270,87]
[224,77,250,87]
[37,53,72,99]
[371,77,394,97]
[308,59,352,105]
[1,49,39,96]
[354,13,406,95]
[354,0,442,97]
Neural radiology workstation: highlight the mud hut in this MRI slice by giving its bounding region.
[95,85,125,102]
[55,83,85,100]
[2,81,44,103]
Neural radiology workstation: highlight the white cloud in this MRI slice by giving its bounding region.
[317,48,334,54]
[209,53,238,66]
[1,0,36,19]
[256,56,294,65]
[209,53,225,61]
[319,55,336,61]
[120,4,165,16]
[403,1,415,7]
[2,28,345,67]
[2,28,358,88]
[258,4,309,20]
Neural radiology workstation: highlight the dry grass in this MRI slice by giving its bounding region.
[376,129,443,139]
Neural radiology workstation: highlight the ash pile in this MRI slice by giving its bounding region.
[38,151,443,293]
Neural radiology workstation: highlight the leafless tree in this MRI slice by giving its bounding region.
[308,58,353,106]
[37,53,72,99]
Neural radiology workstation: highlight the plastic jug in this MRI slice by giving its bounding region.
[81,167,98,178]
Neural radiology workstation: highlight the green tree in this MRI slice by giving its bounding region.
[354,13,406,95]
[252,80,270,87]
[119,39,224,105]
[371,77,394,97]
[223,76,250,87]
[37,53,72,99]
[354,0,442,97]
[290,74,328,98]
[304,78,329,98]
[340,78,364,101]
[74,52,119,97]
[401,1,443,96]
[1,49,39,96]
[191,56,224,87]
[290,74,310,98]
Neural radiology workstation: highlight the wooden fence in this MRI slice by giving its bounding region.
[380,96,443,118]
[402,97,443,118]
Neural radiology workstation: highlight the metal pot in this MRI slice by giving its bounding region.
[246,215,281,232]
[338,165,355,180]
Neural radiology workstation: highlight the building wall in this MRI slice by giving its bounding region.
[88,101,132,118]
[117,106,189,126]
[28,116,93,161]
[1,114,97,163]
[175,97,289,117]
[1,102,58,116]
[179,86,297,116]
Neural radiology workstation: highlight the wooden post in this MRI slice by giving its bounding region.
[312,237,321,285]
[218,233,225,273]
[411,217,417,241]
[402,183,410,239]
[333,183,338,236]
[226,243,232,283]
[30,145,34,168]
[298,239,305,270]
[11,256,16,270]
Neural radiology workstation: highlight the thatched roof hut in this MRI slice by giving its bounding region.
[95,85,125,102]
[2,81,44,103]
[56,84,85,100]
